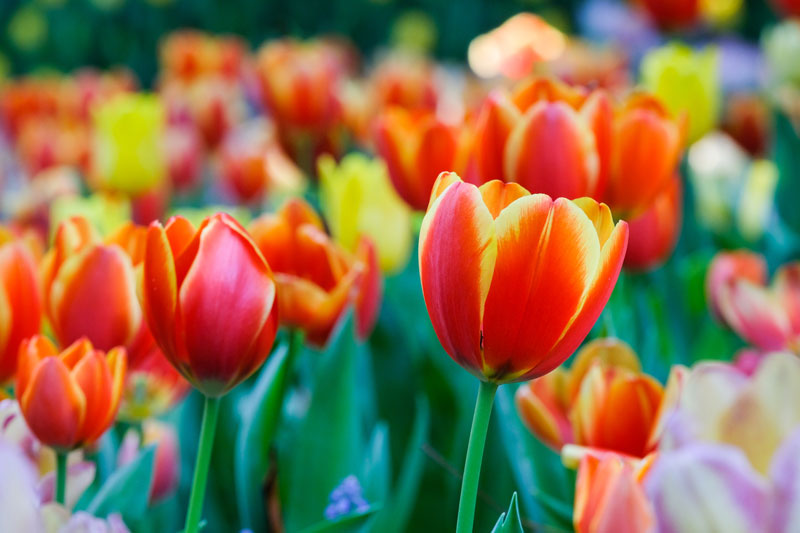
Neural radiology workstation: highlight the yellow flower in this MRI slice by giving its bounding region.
[91,93,166,195]
[641,43,719,143]
[318,153,412,273]
[49,192,131,241]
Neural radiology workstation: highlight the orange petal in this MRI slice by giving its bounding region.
[515,370,573,449]
[71,350,113,444]
[419,177,497,375]
[0,243,42,383]
[511,77,587,111]
[624,176,683,271]
[143,222,180,366]
[580,90,613,200]
[16,335,58,396]
[354,238,382,340]
[566,338,641,401]
[472,91,520,184]
[504,101,599,200]
[414,119,459,210]
[477,180,530,219]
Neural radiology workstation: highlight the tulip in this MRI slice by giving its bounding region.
[249,198,382,346]
[470,77,610,201]
[722,93,771,157]
[90,93,166,196]
[318,152,413,273]
[0,230,42,384]
[419,172,627,532]
[165,123,202,192]
[373,106,461,210]
[574,451,655,533]
[636,0,700,29]
[641,43,719,144]
[368,51,438,112]
[41,217,141,352]
[16,335,126,504]
[605,93,686,217]
[516,338,664,457]
[771,0,800,17]
[142,212,279,533]
[159,30,245,82]
[623,175,683,271]
[706,251,767,321]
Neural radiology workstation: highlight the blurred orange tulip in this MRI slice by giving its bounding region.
[249,198,382,346]
[160,31,246,83]
[41,217,141,352]
[373,107,461,210]
[624,176,683,271]
[573,450,655,533]
[470,78,611,202]
[142,213,279,397]
[0,229,42,384]
[419,173,627,383]
[516,338,663,456]
[16,335,126,451]
[605,93,686,217]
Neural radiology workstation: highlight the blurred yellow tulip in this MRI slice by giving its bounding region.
[641,43,719,143]
[318,153,412,273]
[49,193,131,241]
[90,93,166,195]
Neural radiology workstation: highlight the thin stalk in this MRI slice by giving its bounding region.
[183,396,221,533]
[456,380,498,533]
[55,451,68,505]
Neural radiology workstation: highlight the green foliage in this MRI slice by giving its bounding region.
[491,493,524,533]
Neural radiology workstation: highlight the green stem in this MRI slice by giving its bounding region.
[184,396,221,533]
[456,380,498,533]
[55,451,68,505]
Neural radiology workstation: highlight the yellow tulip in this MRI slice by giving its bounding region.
[49,192,131,241]
[318,153,412,273]
[91,93,166,195]
[641,43,719,143]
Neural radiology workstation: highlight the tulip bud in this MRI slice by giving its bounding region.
[16,336,126,451]
[419,173,627,383]
[142,213,279,396]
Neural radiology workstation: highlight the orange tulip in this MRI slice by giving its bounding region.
[0,229,42,384]
[159,30,246,83]
[249,199,382,346]
[16,335,126,451]
[142,213,279,396]
[470,77,611,201]
[624,175,683,271]
[516,338,663,456]
[573,450,655,533]
[373,107,461,210]
[605,93,686,217]
[419,172,627,383]
[41,217,141,352]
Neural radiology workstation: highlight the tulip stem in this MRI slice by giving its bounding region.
[184,396,220,533]
[55,451,67,505]
[456,380,498,533]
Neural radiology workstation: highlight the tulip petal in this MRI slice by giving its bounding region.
[419,179,497,375]
[717,280,792,351]
[472,92,520,183]
[482,196,600,379]
[477,180,529,219]
[0,244,41,383]
[515,370,573,449]
[143,223,180,366]
[70,351,113,444]
[16,335,57,397]
[20,358,86,450]
[770,428,800,533]
[354,238,382,340]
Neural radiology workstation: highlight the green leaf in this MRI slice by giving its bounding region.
[300,505,382,533]
[361,422,391,505]
[491,493,523,533]
[280,310,364,531]
[82,444,155,524]
[235,341,293,530]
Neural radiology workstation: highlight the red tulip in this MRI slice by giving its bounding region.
[624,176,683,271]
[142,213,279,396]
[16,336,126,451]
[419,172,628,383]
[635,0,700,29]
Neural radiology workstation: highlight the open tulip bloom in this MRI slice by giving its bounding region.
[418,172,628,531]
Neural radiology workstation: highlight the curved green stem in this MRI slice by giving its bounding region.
[456,380,498,533]
[184,396,221,533]
[55,451,68,505]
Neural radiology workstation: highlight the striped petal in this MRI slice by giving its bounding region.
[515,369,573,449]
[419,178,497,375]
[580,90,613,200]
[143,222,180,367]
[70,350,113,444]
[16,335,58,397]
[0,244,41,383]
[478,180,529,219]
[472,91,520,183]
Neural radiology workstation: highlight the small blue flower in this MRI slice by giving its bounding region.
[324,475,370,520]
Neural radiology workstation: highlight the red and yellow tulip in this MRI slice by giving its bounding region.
[142,213,279,396]
[419,172,628,383]
[516,338,664,456]
[16,336,126,451]
[624,175,683,271]
[249,199,381,346]
[0,228,42,384]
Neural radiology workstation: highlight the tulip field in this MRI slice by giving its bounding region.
[3,0,800,531]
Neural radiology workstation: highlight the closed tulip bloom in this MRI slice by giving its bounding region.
[249,199,381,346]
[641,43,719,144]
[574,451,655,533]
[16,336,126,451]
[705,250,767,322]
[624,175,683,271]
[604,93,685,218]
[0,230,42,383]
[142,213,278,397]
[373,107,461,210]
[471,78,611,201]
[419,172,628,383]
[318,153,412,273]
[517,338,663,456]
[90,93,166,196]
